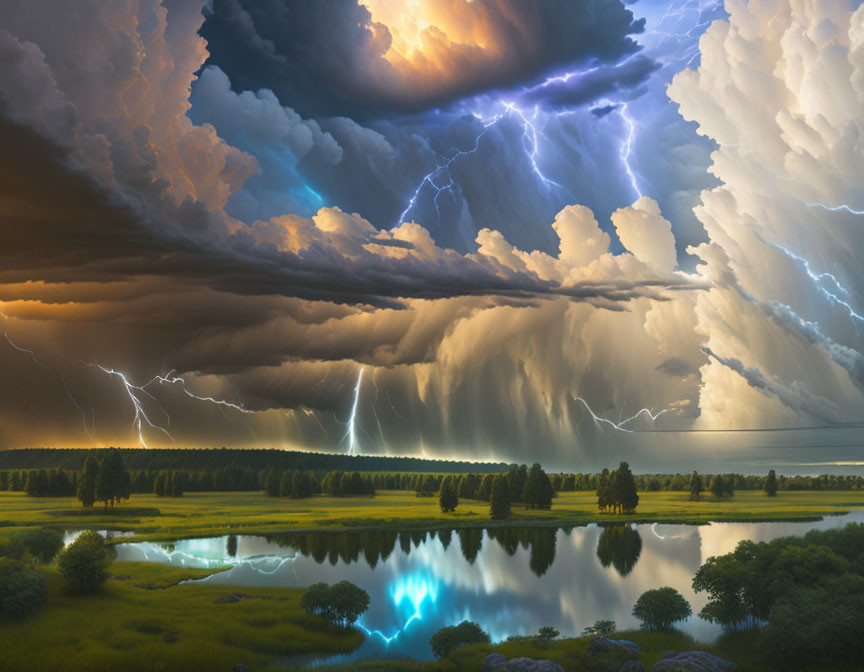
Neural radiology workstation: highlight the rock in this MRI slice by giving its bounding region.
[534,662,564,672]
[482,653,507,672]
[619,663,648,672]
[651,651,738,672]
[480,654,563,672]
[662,652,676,659]
[587,635,641,660]
[502,658,542,672]
[232,665,247,672]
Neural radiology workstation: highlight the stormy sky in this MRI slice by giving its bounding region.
[1,0,864,472]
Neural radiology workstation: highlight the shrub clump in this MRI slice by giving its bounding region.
[0,558,47,621]
[58,531,111,592]
[632,586,692,631]
[300,580,370,627]
[6,528,64,565]
[429,620,490,659]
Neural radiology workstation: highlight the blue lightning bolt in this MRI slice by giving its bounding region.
[807,202,864,216]
[618,103,643,199]
[397,115,502,225]
[770,243,863,322]
[574,396,671,433]
[357,573,439,645]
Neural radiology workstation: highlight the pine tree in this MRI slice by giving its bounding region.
[279,470,293,497]
[613,462,639,513]
[264,468,280,497]
[709,475,724,498]
[490,474,511,520]
[477,474,495,501]
[764,469,778,497]
[439,476,459,513]
[597,468,612,511]
[77,455,99,507]
[689,470,703,501]
[95,448,130,507]
[523,463,554,509]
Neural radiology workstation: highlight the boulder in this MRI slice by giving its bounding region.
[480,654,564,672]
[619,663,647,672]
[587,635,641,660]
[651,651,738,672]
[482,654,508,672]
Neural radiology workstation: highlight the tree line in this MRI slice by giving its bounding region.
[0,447,506,475]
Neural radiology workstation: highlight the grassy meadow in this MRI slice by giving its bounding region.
[1,489,862,543]
[0,562,361,672]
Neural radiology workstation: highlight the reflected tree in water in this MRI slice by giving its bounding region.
[458,528,483,564]
[596,525,642,577]
[226,534,237,558]
[439,528,452,549]
[488,528,519,556]
[528,528,557,577]
[399,532,412,555]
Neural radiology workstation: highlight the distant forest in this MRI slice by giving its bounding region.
[0,448,508,474]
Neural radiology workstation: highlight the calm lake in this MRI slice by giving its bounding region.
[72,512,864,662]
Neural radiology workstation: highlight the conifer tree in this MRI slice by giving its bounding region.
[764,469,778,497]
[77,455,99,507]
[490,474,511,520]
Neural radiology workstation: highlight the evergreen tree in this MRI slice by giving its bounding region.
[597,468,612,511]
[523,463,554,509]
[689,470,703,501]
[490,474,511,520]
[709,475,724,498]
[477,474,495,501]
[613,462,639,513]
[94,448,130,507]
[764,469,778,497]
[77,456,99,507]
[264,468,280,497]
[279,470,293,497]
[170,471,185,497]
[438,475,458,513]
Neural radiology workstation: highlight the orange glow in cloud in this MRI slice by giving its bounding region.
[360,0,522,86]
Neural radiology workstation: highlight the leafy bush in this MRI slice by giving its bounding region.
[537,625,559,640]
[58,531,110,592]
[0,558,46,621]
[301,580,370,627]
[7,528,64,565]
[429,620,490,659]
[581,620,616,637]
[632,587,692,630]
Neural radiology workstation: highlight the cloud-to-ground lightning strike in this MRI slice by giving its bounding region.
[345,366,365,456]
[96,366,174,449]
[574,396,671,433]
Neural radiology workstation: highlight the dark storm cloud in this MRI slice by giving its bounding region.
[0,110,694,309]
[200,0,649,117]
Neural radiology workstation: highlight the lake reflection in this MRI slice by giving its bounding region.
[111,512,864,662]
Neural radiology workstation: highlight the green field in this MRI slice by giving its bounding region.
[0,562,361,672]
[1,489,861,542]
